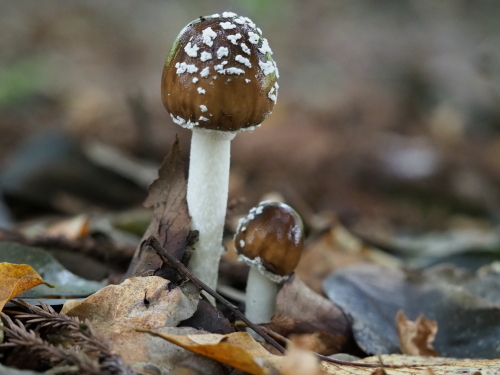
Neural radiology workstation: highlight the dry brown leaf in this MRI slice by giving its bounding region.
[61,277,220,374]
[268,275,350,354]
[0,263,46,310]
[125,137,191,280]
[396,310,438,357]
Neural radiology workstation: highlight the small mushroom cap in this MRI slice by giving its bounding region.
[234,201,304,277]
[162,13,278,132]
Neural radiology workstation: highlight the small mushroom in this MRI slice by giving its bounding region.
[161,13,279,292]
[234,201,304,324]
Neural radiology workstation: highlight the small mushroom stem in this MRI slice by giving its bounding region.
[245,266,279,324]
[186,127,235,293]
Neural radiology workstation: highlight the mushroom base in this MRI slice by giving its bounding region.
[186,128,235,294]
[245,266,279,325]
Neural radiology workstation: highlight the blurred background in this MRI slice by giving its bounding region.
[1,0,500,260]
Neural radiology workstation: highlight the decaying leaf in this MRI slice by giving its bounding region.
[396,310,438,356]
[61,276,219,373]
[125,137,191,280]
[268,275,350,355]
[323,263,500,358]
[138,330,279,375]
[0,263,46,310]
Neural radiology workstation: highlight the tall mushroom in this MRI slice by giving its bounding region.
[234,201,304,324]
[161,13,279,291]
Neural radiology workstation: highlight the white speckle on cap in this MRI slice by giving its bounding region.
[245,78,251,83]
[192,77,199,83]
[217,46,229,59]
[170,114,199,129]
[214,61,228,73]
[200,51,212,62]
[258,60,275,76]
[202,27,217,47]
[208,13,220,18]
[234,17,245,25]
[175,62,199,75]
[273,61,280,78]
[236,217,246,233]
[200,66,210,77]
[171,114,185,125]
[197,87,206,94]
[220,22,236,30]
[222,11,237,18]
[255,205,264,215]
[268,87,277,103]
[248,31,259,44]
[242,17,256,28]
[239,240,245,248]
[227,33,242,45]
[184,42,199,57]
[199,116,209,121]
[224,67,245,75]
[200,105,208,112]
[240,43,251,55]
[235,55,251,68]
[257,28,262,35]
[259,39,272,55]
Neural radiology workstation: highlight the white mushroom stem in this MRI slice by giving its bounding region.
[245,266,279,325]
[187,127,235,295]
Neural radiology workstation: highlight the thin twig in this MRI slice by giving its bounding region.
[146,236,287,354]
[235,322,417,368]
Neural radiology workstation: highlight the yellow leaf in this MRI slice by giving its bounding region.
[0,263,45,311]
[139,330,281,375]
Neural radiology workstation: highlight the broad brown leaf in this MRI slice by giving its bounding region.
[125,137,191,280]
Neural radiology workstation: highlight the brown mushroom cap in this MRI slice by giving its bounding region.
[162,13,278,132]
[234,202,304,277]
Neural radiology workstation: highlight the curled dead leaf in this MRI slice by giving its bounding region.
[396,310,438,357]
